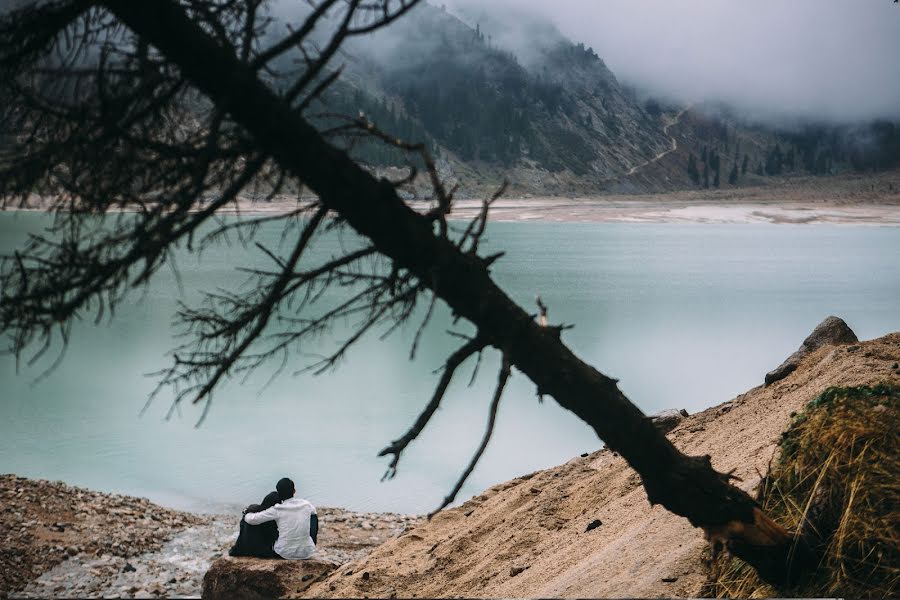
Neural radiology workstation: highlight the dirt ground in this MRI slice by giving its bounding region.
[305,332,900,599]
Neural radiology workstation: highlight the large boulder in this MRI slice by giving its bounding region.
[765,316,858,386]
[201,556,337,599]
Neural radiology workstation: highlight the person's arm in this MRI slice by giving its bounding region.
[244,505,278,525]
[309,513,318,545]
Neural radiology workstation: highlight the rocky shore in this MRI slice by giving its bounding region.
[0,475,420,599]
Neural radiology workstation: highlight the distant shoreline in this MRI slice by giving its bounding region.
[5,172,900,226]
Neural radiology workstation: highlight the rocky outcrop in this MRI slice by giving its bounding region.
[201,556,337,599]
[651,408,689,433]
[765,316,858,385]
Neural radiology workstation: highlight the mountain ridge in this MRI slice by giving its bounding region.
[311,2,900,197]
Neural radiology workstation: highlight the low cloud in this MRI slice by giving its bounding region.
[444,0,900,123]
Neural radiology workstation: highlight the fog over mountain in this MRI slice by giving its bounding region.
[445,0,900,123]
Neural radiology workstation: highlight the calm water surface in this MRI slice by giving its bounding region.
[1,213,898,514]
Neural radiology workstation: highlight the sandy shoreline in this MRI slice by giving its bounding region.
[446,196,900,225]
[6,173,900,226]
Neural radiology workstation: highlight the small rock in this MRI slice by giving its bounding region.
[344,569,353,576]
[510,565,529,577]
[585,519,602,532]
[464,509,474,517]
[650,408,689,433]
[892,363,899,369]
[579,452,589,458]
[361,571,370,581]
[301,574,314,582]
[530,487,542,494]
[662,576,678,583]
[123,562,137,573]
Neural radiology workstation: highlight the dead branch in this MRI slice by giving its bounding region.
[379,336,488,480]
[428,351,511,518]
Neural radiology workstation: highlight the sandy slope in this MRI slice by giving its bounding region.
[306,333,900,599]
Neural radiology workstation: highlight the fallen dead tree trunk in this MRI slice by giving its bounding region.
[98,0,813,587]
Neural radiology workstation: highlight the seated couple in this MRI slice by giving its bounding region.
[229,477,319,560]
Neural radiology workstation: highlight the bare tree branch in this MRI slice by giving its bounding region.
[0,0,814,587]
[428,351,510,518]
[379,336,487,480]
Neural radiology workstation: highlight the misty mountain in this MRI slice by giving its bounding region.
[321,2,671,194]
[306,2,900,196]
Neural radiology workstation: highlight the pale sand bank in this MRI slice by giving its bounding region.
[447,197,900,225]
[6,173,900,225]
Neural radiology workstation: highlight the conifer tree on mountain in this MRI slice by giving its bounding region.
[0,0,819,589]
[687,153,700,185]
[742,153,750,175]
[728,162,739,185]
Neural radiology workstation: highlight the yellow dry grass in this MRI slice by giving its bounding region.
[712,383,900,598]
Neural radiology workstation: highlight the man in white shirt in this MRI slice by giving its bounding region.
[243,478,318,560]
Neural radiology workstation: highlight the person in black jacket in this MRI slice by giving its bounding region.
[228,490,281,558]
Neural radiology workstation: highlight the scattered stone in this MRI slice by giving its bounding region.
[529,487,542,494]
[464,510,474,517]
[765,316,858,385]
[5,475,421,599]
[579,452,589,458]
[361,571,370,581]
[584,519,603,532]
[662,576,678,583]
[509,565,529,577]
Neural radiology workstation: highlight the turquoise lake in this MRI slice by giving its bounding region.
[1,213,898,514]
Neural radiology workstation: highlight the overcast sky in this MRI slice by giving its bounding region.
[445,0,900,123]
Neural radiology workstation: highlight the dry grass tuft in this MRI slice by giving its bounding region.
[711,383,899,599]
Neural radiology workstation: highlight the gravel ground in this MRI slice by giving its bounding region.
[1,475,421,599]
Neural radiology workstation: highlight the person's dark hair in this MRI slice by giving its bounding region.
[261,491,281,510]
[276,477,295,501]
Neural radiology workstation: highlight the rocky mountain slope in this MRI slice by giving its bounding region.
[301,2,900,198]
[322,1,672,196]
[301,327,900,598]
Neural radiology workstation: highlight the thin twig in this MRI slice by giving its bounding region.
[379,336,487,480]
[428,352,511,518]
